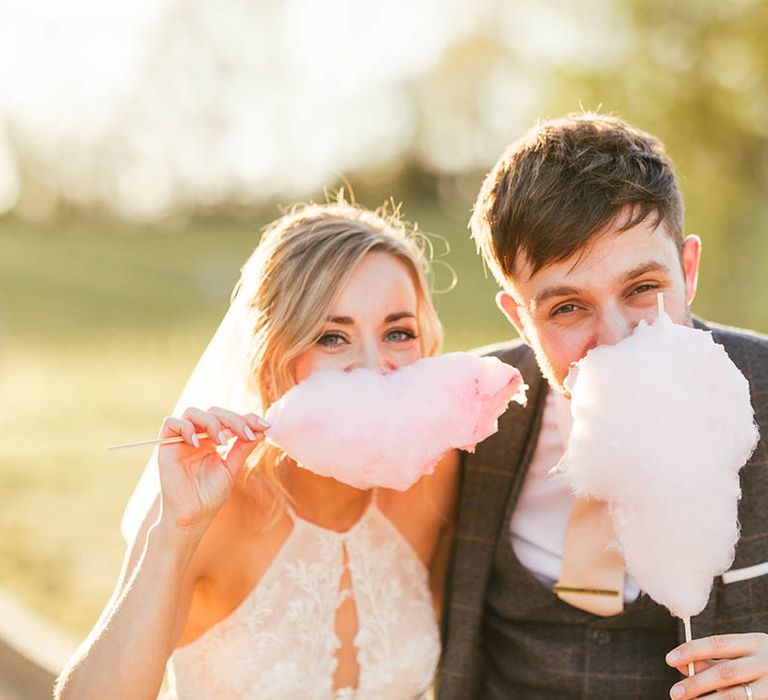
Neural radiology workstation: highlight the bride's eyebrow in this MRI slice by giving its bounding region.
[326,311,416,325]
[385,311,416,323]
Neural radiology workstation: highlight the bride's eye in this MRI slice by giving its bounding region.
[385,328,418,343]
[317,331,349,347]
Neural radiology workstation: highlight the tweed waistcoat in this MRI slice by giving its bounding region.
[482,440,678,698]
[438,322,768,700]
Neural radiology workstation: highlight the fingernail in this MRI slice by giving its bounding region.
[670,684,685,699]
[255,416,270,428]
[192,434,200,448]
[217,431,227,445]
[666,650,681,663]
[244,426,256,441]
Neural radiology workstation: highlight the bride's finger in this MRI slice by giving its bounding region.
[244,413,270,432]
[182,407,227,445]
[223,435,263,477]
[159,416,200,448]
[207,406,263,442]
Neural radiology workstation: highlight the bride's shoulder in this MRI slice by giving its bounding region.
[386,451,459,517]
[378,451,460,538]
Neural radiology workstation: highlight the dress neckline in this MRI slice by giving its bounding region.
[173,488,430,663]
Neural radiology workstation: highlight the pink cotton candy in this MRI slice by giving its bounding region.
[264,352,526,491]
[554,312,759,619]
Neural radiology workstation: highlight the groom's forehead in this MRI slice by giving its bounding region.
[506,220,680,298]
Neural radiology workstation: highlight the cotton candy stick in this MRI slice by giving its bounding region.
[107,432,212,451]
[657,297,698,678]
[658,294,695,677]
[554,295,759,642]
[658,298,695,675]
[683,616,694,677]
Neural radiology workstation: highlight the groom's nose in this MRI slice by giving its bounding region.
[595,304,635,348]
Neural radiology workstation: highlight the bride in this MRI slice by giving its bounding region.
[54,201,459,699]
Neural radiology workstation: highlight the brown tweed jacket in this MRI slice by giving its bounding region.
[437,320,768,699]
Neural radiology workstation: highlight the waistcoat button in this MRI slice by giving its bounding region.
[592,629,611,646]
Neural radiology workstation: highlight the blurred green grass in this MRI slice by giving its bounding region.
[0,204,512,636]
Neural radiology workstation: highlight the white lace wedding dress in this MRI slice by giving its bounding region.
[167,497,441,699]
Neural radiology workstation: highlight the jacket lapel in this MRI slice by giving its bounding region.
[440,344,548,697]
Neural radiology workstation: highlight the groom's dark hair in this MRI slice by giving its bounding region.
[471,112,685,284]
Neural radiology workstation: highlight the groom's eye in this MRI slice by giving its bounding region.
[553,303,578,316]
[630,283,659,296]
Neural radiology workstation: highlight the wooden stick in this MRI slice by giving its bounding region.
[683,616,695,677]
[107,433,211,451]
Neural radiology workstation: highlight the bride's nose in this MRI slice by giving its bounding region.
[351,338,395,374]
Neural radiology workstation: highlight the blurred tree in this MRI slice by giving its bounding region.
[1,0,766,329]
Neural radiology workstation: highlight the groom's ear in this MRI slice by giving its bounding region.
[496,291,531,345]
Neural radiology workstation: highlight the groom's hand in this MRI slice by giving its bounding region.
[666,632,768,699]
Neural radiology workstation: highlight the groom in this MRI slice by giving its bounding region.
[439,113,768,699]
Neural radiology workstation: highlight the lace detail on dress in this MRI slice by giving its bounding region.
[168,502,440,699]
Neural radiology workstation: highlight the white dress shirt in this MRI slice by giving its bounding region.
[509,387,640,603]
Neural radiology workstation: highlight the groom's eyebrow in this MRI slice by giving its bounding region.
[531,261,673,309]
[533,285,581,307]
[619,260,671,283]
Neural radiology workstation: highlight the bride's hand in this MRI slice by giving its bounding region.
[157,407,269,531]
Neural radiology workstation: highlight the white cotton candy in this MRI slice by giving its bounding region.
[554,313,759,619]
[265,352,526,491]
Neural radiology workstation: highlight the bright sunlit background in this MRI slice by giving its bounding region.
[1,0,767,641]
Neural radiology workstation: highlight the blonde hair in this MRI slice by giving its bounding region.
[234,200,443,513]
